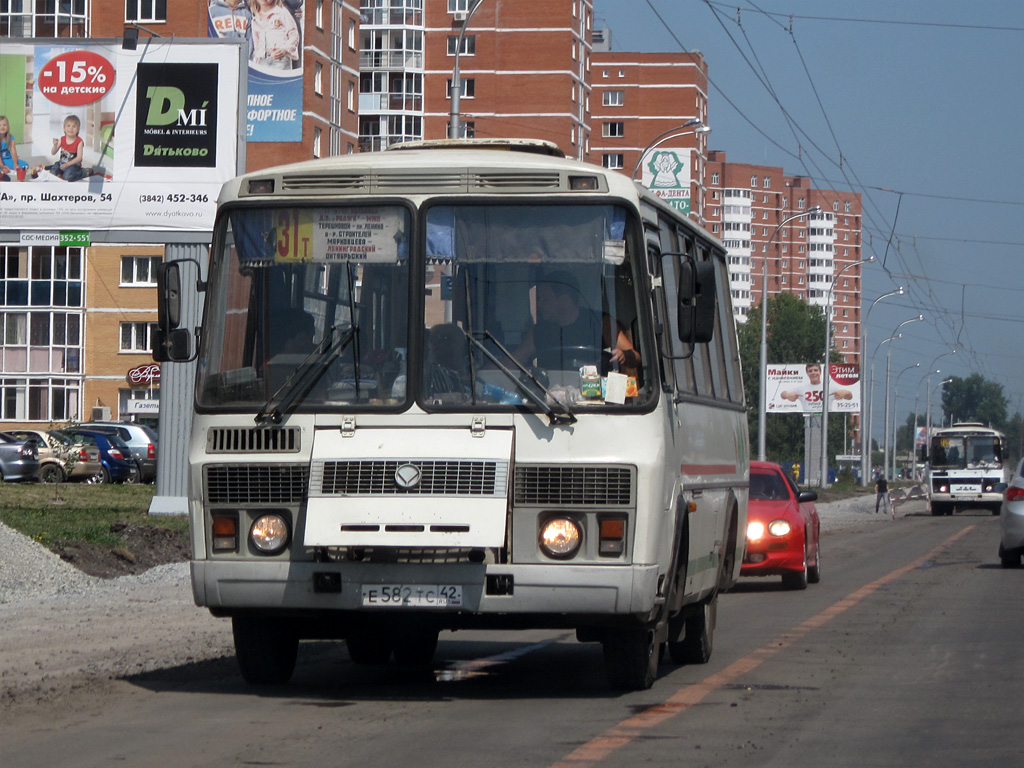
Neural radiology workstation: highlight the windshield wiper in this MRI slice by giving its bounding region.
[255,325,356,425]
[453,327,576,426]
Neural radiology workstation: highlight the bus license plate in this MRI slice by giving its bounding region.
[361,584,463,608]
[951,484,981,495]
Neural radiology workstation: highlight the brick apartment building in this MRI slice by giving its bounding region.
[0,0,862,435]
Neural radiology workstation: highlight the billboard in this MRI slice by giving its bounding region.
[207,0,305,142]
[639,147,691,215]
[766,362,861,414]
[0,39,244,233]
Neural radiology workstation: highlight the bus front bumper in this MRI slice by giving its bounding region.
[191,560,661,620]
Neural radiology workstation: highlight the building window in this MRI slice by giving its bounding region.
[763,176,771,188]
[445,78,475,98]
[602,153,624,169]
[602,121,625,137]
[711,172,720,184]
[603,90,624,107]
[317,0,325,30]
[313,127,322,158]
[120,256,161,286]
[120,322,158,353]
[347,80,355,111]
[448,0,474,12]
[314,62,323,95]
[348,18,356,49]
[447,35,476,55]
[125,0,167,22]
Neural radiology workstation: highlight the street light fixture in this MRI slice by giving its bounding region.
[926,376,954,441]
[859,287,904,485]
[449,0,488,139]
[819,255,873,487]
[891,362,920,479]
[883,315,923,477]
[757,206,822,461]
[632,119,711,180]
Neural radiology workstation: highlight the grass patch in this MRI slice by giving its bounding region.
[0,482,186,549]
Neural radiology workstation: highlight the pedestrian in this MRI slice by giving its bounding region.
[875,474,889,515]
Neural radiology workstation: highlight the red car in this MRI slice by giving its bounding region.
[741,461,821,589]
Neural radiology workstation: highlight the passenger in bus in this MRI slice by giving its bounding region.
[515,271,639,374]
[425,322,470,399]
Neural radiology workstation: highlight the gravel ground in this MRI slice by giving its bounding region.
[0,491,911,715]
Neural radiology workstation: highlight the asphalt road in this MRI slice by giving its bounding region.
[3,499,1020,768]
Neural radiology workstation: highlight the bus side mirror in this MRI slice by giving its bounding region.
[153,261,197,363]
[677,257,716,344]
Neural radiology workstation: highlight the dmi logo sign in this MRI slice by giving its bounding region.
[135,63,219,168]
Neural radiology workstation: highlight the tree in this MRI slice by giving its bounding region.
[940,374,1008,430]
[737,293,846,466]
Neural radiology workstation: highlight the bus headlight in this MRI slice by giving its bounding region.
[768,519,791,537]
[539,517,582,559]
[250,514,290,555]
[746,521,765,541]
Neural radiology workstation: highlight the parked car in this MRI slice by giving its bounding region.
[741,460,821,590]
[77,421,157,482]
[0,431,41,482]
[5,429,103,484]
[998,458,1024,568]
[60,429,140,484]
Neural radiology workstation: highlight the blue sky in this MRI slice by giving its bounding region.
[594,0,1024,431]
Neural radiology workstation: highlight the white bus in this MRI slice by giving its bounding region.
[155,139,748,690]
[923,422,1004,516]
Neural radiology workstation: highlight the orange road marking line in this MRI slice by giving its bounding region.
[548,525,975,768]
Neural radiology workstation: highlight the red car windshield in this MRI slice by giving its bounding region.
[750,471,790,501]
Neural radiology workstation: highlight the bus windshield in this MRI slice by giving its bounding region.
[930,435,1001,470]
[196,201,651,413]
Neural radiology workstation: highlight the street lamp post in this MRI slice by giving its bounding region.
[891,362,920,479]
[758,207,822,461]
[632,119,711,180]
[819,256,873,488]
[867,333,901,480]
[926,376,954,445]
[859,287,904,485]
[882,315,923,478]
[449,0,487,139]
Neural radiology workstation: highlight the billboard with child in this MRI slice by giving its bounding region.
[0,39,244,233]
[765,362,862,414]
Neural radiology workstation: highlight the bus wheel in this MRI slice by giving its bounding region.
[603,626,660,690]
[232,616,298,685]
[392,623,440,667]
[346,622,393,665]
[668,593,716,665]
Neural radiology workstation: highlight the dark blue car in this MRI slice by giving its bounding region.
[61,429,140,484]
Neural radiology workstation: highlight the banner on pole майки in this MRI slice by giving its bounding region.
[0,39,243,233]
[207,0,305,142]
[765,362,861,414]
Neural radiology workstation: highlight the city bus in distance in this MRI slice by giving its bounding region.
[922,422,1004,516]
[154,139,749,691]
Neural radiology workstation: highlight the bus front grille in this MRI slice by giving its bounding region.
[205,464,309,504]
[207,427,301,453]
[513,465,634,507]
[312,459,508,497]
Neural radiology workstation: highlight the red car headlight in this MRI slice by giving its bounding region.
[768,519,792,537]
[747,521,766,541]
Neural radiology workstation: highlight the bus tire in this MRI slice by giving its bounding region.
[392,624,439,667]
[603,626,660,690]
[346,622,393,665]
[232,616,298,685]
[668,592,716,665]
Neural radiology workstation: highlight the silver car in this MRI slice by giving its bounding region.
[0,431,41,482]
[76,421,158,482]
[999,457,1024,568]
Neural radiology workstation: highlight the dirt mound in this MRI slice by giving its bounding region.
[51,523,191,579]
